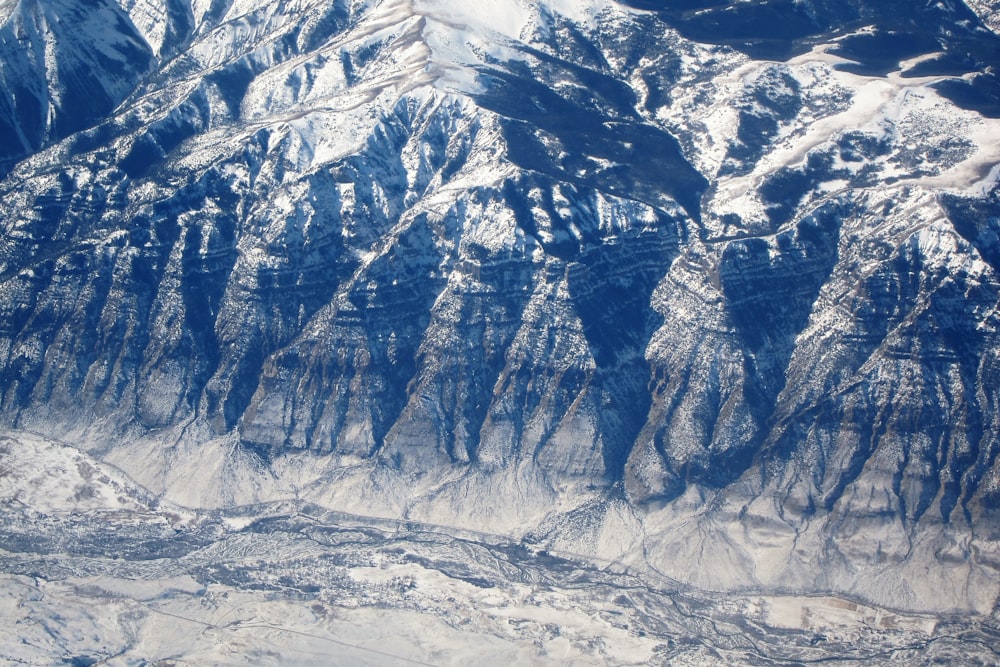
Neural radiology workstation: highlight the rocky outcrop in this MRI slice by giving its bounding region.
[1,0,1000,611]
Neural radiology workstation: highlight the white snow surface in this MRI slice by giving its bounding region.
[666,40,1000,234]
[2,432,988,666]
[0,430,174,518]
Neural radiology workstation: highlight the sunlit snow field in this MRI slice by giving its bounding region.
[2,431,997,665]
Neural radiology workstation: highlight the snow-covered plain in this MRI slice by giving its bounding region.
[3,431,999,665]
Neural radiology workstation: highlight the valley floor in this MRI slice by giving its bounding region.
[2,433,998,666]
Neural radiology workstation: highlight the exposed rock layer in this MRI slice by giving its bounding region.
[1,0,1000,612]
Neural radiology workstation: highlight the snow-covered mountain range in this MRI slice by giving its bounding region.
[2,0,1000,658]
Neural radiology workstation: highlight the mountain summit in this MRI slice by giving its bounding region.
[2,0,1000,617]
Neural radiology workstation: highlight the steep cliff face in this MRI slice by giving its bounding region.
[1,0,1000,611]
[0,0,157,175]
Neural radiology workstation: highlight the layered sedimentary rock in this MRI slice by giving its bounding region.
[1,0,1000,611]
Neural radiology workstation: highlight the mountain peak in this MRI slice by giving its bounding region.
[1,0,999,627]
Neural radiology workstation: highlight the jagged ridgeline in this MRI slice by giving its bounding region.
[1,0,1000,610]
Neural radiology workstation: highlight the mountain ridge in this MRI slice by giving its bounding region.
[1,0,999,614]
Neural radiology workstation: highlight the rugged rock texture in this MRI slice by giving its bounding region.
[1,0,1000,612]
[0,0,157,175]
